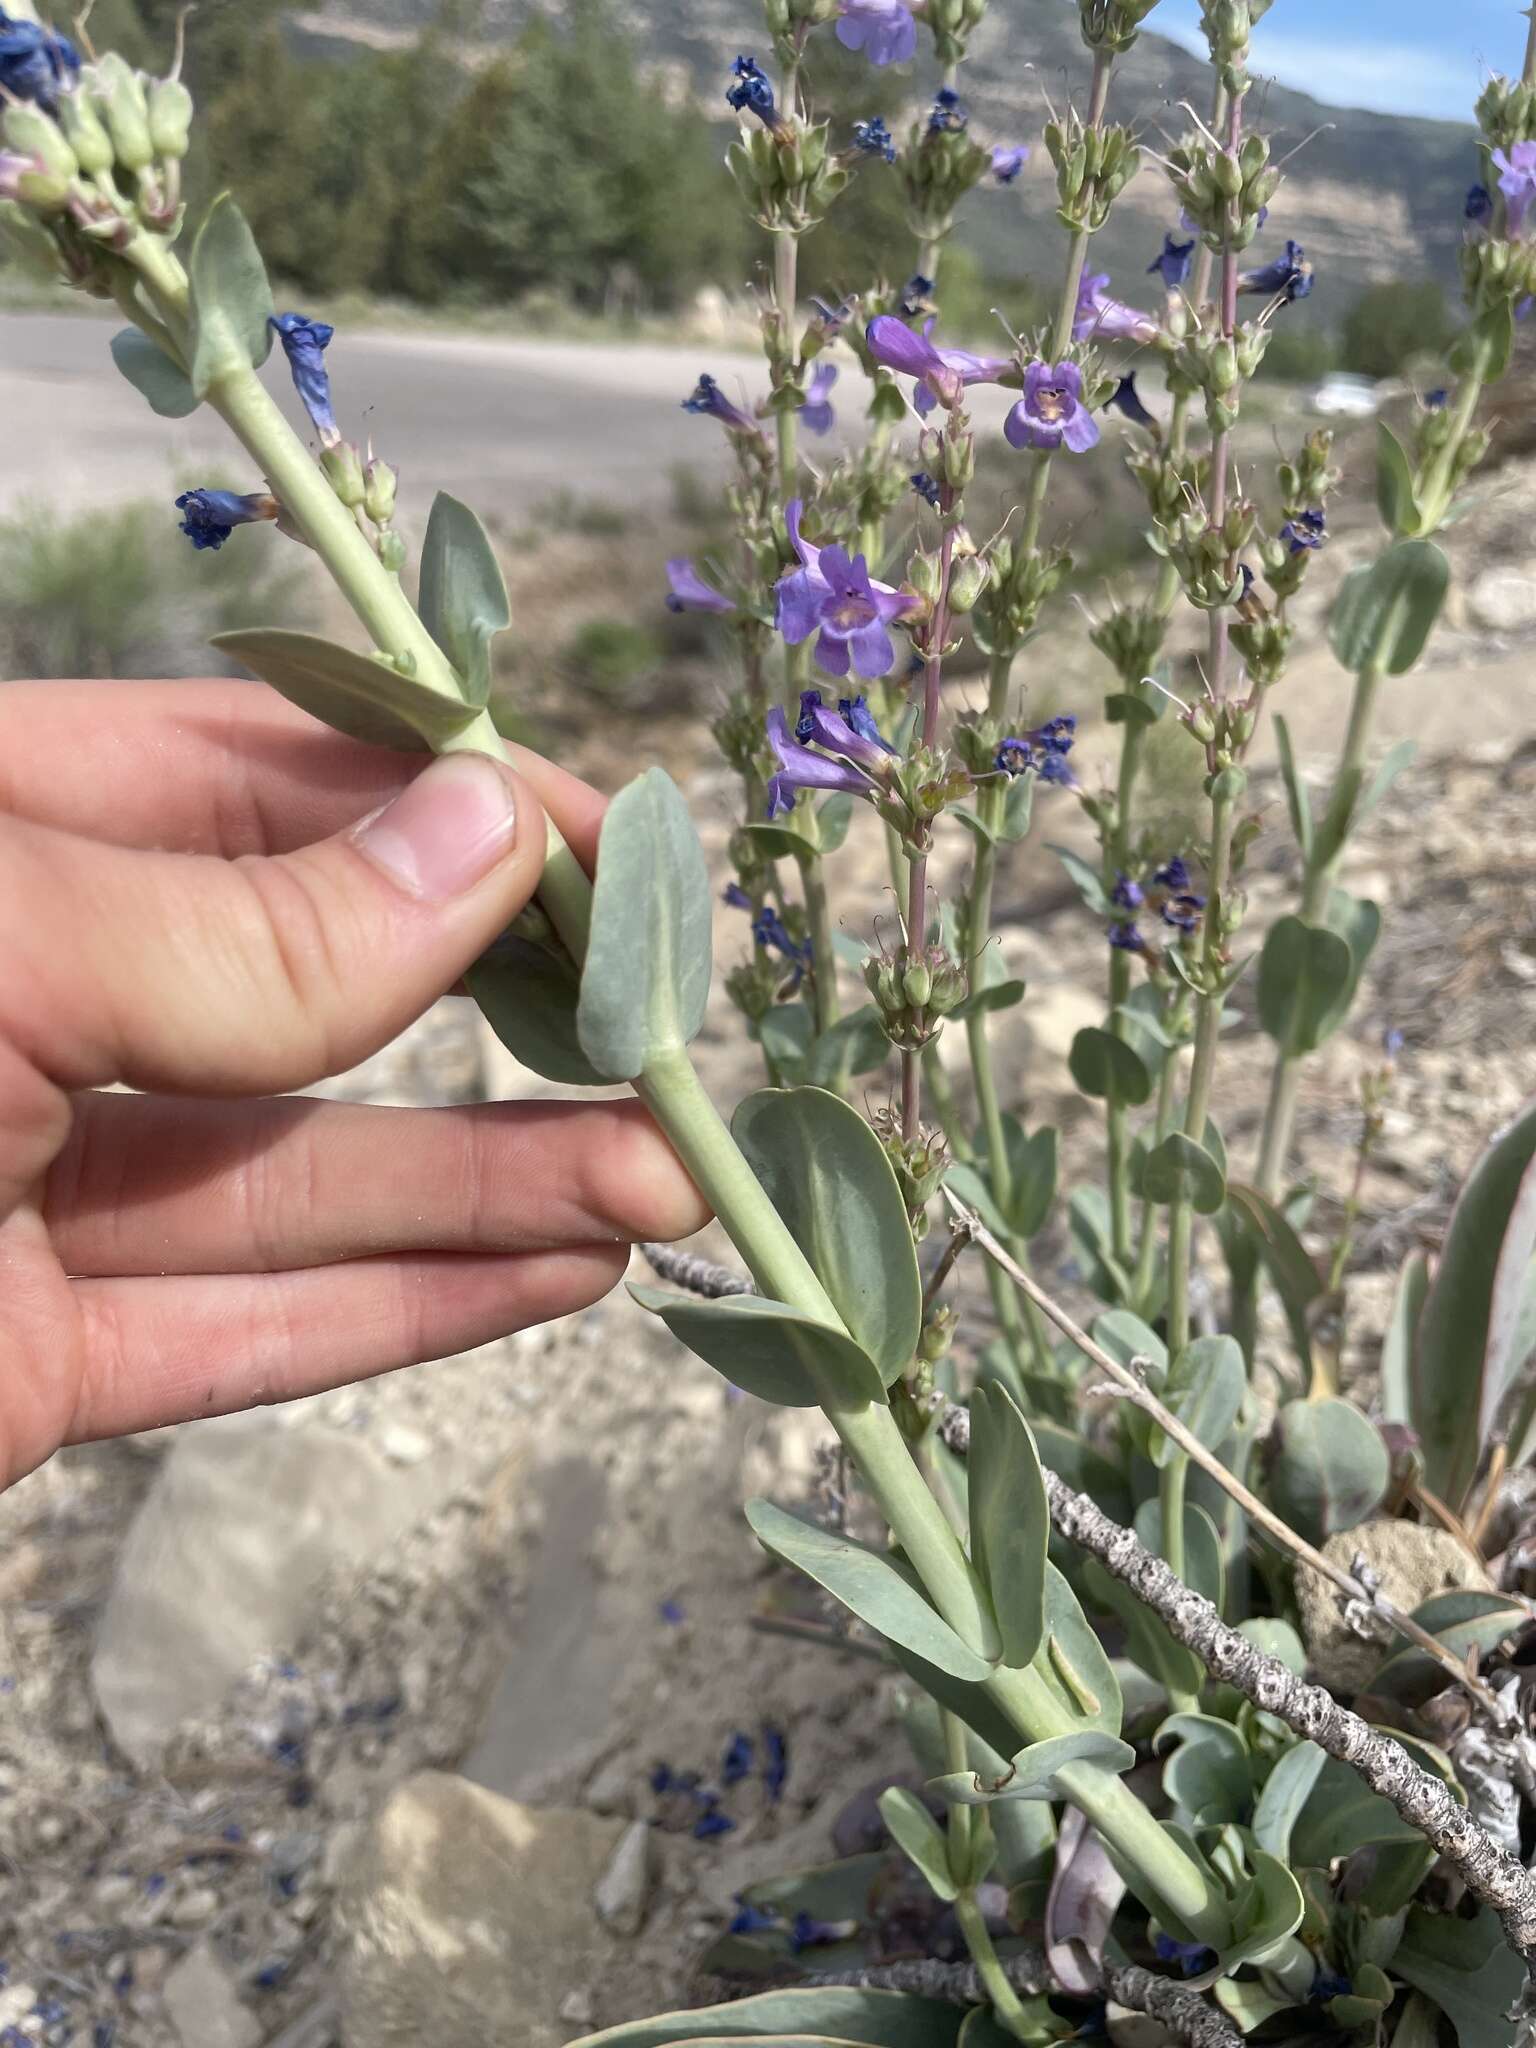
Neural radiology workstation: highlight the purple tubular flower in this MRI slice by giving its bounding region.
[1111,873,1144,911]
[1005,361,1100,454]
[1108,922,1144,952]
[835,0,917,66]
[0,10,79,111]
[1074,273,1161,346]
[729,1901,780,1936]
[722,882,753,911]
[1108,372,1158,429]
[765,708,878,819]
[865,314,964,408]
[992,145,1029,184]
[996,716,1075,779]
[1493,142,1536,235]
[270,313,339,443]
[1280,506,1326,553]
[774,498,916,681]
[1238,241,1313,302]
[174,488,278,552]
[666,556,734,614]
[799,362,838,436]
[1466,182,1494,224]
[1153,856,1190,892]
[840,694,898,752]
[727,54,781,131]
[1149,232,1196,290]
[910,471,942,506]
[1162,893,1205,933]
[682,372,758,435]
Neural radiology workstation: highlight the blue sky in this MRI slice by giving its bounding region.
[1155,0,1526,121]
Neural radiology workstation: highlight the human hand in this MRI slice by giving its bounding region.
[0,677,710,1489]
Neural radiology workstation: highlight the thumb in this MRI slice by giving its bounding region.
[0,752,549,1216]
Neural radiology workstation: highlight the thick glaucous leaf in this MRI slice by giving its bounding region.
[806,1009,890,1091]
[1251,1739,1325,1859]
[745,1501,993,1679]
[1068,1027,1153,1107]
[949,978,1026,1023]
[1050,844,1114,918]
[211,628,475,751]
[1265,1398,1388,1545]
[1256,917,1354,1059]
[1116,983,1175,1081]
[1223,1184,1324,1381]
[757,1003,814,1083]
[1357,738,1417,832]
[630,1289,886,1409]
[1091,1309,1167,1464]
[187,192,275,398]
[1291,1735,1458,1867]
[1376,420,1421,536]
[930,1730,1134,1806]
[1271,713,1314,862]
[110,327,198,417]
[467,935,606,1087]
[1368,1591,1529,1705]
[734,1088,920,1386]
[1152,1337,1244,1471]
[744,818,821,863]
[1157,1713,1252,1828]
[1193,1851,1304,1985]
[1032,1563,1124,1736]
[902,1700,1056,1889]
[886,1643,1022,1762]
[878,1787,960,1901]
[1393,1907,1525,2048]
[1413,1091,1536,1505]
[1005,1124,1059,1242]
[1140,1132,1226,1215]
[967,1384,1049,1669]
[737,1855,889,1927]
[817,793,854,853]
[956,2003,1062,2048]
[569,1989,966,2048]
[578,769,712,1079]
[1313,887,1382,1041]
[418,492,511,707]
[1329,539,1449,678]
[942,1162,1009,1240]
[995,773,1037,844]
[1235,1617,1306,1677]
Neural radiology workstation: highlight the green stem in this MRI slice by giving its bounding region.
[1132,1021,1179,1311]
[773,229,799,499]
[799,852,840,1035]
[941,1716,1035,2044]
[1103,710,1146,1269]
[1165,780,1237,1357]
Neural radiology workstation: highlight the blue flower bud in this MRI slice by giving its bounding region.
[270,311,339,444]
[0,9,79,113]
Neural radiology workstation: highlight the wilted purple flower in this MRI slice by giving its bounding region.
[910,470,942,506]
[1155,1935,1216,1977]
[693,1798,736,1841]
[995,716,1076,779]
[1466,182,1494,225]
[1005,361,1100,454]
[1238,241,1313,302]
[1162,892,1205,932]
[791,1911,854,1952]
[174,488,278,552]
[1074,272,1161,345]
[1153,856,1191,892]
[1310,1971,1353,2005]
[722,882,753,911]
[1280,506,1326,553]
[666,557,734,614]
[898,272,935,317]
[1493,141,1536,235]
[762,1724,789,1800]
[0,10,79,111]
[721,1732,755,1784]
[799,362,838,435]
[852,116,897,161]
[1107,372,1158,429]
[1111,873,1144,911]
[752,905,811,984]
[683,373,758,435]
[928,87,968,134]
[728,1900,780,1936]
[992,145,1029,184]
[270,313,339,444]
[1108,923,1144,952]
[836,0,917,66]
[727,54,782,132]
[1148,232,1196,290]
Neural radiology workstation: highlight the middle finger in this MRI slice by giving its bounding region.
[47,1093,709,1277]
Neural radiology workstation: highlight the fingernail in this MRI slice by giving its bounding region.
[353,753,520,901]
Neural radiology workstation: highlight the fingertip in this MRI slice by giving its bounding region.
[588,1101,714,1246]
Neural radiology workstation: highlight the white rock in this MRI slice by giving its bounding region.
[592,1819,654,1936]
[170,1886,220,1927]
[0,1986,36,2027]
[560,1989,596,2026]
[377,1422,433,1468]
[92,1412,444,1770]
[162,1941,261,2048]
[1468,567,1536,634]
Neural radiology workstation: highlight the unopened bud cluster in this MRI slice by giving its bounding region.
[1077,0,1161,54]
[972,536,1072,659]
[1197,0,1275,91]
[1167,322,1270,432]
[902,98,991,246]
[1167,130,1277,252]
[865,941,968,1050]
[1153,496,1255,611]
[1045,113,1141,232]
[872,1111,949,1241]
[1090,603,1169,684]
[926,0,989,67]
[727,113,849,235]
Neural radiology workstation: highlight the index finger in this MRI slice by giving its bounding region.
[0,677,606,870]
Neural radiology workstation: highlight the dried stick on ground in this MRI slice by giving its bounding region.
[791,1953,1240,2047]
[943,1195,1521,1731]
[935,1397,1536,1997]
[641,1242,753,1297]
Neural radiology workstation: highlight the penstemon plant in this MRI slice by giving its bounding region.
[8,0,1536,2036]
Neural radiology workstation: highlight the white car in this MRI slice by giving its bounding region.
[1312,373,1382,418]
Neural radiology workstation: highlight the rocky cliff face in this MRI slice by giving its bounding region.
[291,0,1477,295]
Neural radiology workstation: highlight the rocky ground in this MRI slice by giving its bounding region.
[4,456,1536,2047]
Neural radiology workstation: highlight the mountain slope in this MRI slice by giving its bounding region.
[292,0,1479,298]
